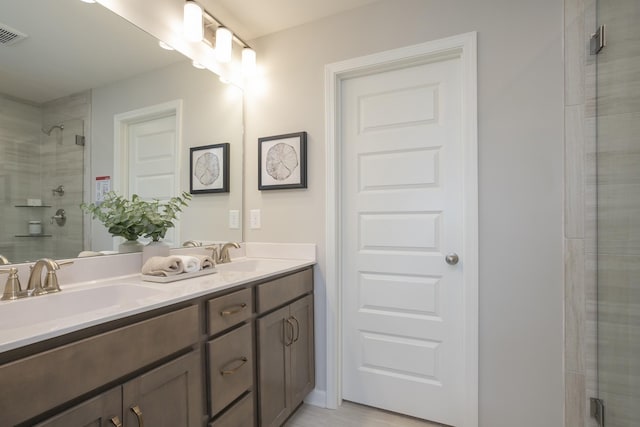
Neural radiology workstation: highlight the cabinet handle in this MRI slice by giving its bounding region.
[291,315,300,343]
[220,303,247,316]
[110,416,123,427]
[131,405,144,427]
[283,318,294,346]
[220,356,248,375]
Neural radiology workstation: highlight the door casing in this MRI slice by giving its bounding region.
[324,32,478,426]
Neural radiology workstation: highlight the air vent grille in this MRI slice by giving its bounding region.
[0,23,27,46]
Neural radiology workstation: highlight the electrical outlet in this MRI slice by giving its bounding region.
[250,209,261,229]
[229,210,240,229]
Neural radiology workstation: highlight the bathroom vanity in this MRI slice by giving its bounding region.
[0,255,314,427]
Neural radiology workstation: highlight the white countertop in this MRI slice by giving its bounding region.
[0,255,315,354]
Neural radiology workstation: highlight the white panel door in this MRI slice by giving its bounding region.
[341,57,464,425]
[127,114,179,246]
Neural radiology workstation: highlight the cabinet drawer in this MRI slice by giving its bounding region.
[207,288,252,336]
[207,323,254,415]
[256,268,313,314]
[209,392,254,427]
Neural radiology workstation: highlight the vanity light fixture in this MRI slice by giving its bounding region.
[185,1,258,79]
[242,47,257,76]
[184,0,203,42]
[215,26,233,63]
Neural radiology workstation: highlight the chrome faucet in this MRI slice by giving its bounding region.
[27,258,73,296]
[219,242,241,264]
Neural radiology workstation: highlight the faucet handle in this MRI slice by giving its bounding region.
[0,268,26,301]
[44,260,73,293]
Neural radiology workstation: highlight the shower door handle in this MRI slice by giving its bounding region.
[445,253,459,265]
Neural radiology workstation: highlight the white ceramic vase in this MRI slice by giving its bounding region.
[142,240,170,265]
[119,239,143,253]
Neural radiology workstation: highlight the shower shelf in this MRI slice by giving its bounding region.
[14,205,52,208]
[14,234,52,238]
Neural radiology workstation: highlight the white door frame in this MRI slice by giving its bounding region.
[113,100,183,248]
[324,32,478,426]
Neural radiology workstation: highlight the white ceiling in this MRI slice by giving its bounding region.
[0,0,380,104]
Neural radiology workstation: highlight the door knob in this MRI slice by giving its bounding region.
[445,253,459,265]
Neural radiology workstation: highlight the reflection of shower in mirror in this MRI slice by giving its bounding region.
[42,124,64,136]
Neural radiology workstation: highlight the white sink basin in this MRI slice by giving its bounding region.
[0,284,166,333]
[215,258,300,273]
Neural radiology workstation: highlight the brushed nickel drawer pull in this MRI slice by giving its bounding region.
[291,315,300,343]
[110,416,123,427]
[220,356,248,375]
[220,303,247,316]
[131,405,144,427]
[284,318,295,346]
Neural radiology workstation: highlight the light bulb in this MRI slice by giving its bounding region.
[242,48,257,76]
[215,27,232,63]
[184,1,203,42]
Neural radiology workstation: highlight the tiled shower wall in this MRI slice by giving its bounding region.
[564,0,598,426]
[0,92,89,263]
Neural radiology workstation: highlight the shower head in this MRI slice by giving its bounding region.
[42,124,64,136]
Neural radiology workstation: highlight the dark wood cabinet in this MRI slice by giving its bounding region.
[122,351,202,427]
[36,351,202,427]
[4,266,314,427]
[257,272,314,427]
[34,387,121,427]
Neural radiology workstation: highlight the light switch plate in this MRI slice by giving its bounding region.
[250,209,261,229]
[229,210,240,229]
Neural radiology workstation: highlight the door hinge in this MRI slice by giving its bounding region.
[590,25,606,55]
[590,397,605,427]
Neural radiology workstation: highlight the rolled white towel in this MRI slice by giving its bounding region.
[175,255,201,273]
[190,254,215,269]
[142,256,184,276]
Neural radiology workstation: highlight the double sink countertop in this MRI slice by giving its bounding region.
[0,243,316,354]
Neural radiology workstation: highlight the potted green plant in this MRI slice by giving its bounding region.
[81,191,191,254]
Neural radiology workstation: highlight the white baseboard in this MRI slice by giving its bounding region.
[304,389,327,408]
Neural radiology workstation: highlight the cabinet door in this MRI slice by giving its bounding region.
[123,351,203,427]
[34,387,122,427]
[289,294,315,409]
[257,306,291,427]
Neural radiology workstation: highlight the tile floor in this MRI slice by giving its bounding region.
[284,401,447,427]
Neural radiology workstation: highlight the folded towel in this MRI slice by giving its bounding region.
[142,256,184,276]
[175,255,201,273]
[191,254,215,269]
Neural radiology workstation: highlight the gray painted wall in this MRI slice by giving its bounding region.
[243,1,564,426]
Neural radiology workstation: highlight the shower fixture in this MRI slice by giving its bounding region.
[42,124,64,136]
[52,185,65,196]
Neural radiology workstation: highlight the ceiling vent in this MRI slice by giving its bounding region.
[0,23,28,46]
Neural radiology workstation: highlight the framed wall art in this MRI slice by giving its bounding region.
[190,143,229,194]
[258,131,307,190]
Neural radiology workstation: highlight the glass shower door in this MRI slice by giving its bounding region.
[596,0,640,426]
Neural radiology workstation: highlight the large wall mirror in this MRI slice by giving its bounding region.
[0,0,244,265]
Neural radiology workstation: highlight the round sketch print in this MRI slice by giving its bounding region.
[194,152,220,185]
[266,143,298,181]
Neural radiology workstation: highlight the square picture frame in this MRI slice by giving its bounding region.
[189,143,229,194]
[258,131,307,190]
